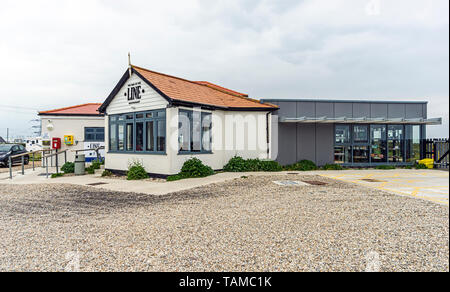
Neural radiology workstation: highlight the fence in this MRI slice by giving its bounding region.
[423,138,449,169]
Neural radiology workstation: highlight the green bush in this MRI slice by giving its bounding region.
[415,163,429,169]
[284,160,318,171]
[127,161,149,180]
[322,164,344,170]
[51,173,64,179]
[180,158,214,178]
[223,156,282,172]
[101,170,113,177]
[223,156,247,172]
[375,165,396,170]
[86,165,95,174]
[91,160,102,170]
[61,162,75,174]
[167,158,214,181]
[404,165,413,169]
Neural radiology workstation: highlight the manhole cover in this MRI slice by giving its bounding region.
[360,179,386,183]
[273,181,309,186]
[302,180,328,186]
[86,182,108,186]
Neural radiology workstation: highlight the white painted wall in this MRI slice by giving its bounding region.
[41,116,105,165]
[104,72,272,175]
[107,73,168,115]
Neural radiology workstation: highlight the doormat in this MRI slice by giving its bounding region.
[273,181,309,186]
[302,180,328,186]
[360,179,386,183]
[86,182,109,186]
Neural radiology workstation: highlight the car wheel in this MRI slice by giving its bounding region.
[24,157,29,165]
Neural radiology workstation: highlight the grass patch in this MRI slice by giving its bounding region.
[375,165,396,170]
[284,160,318,171]
[51,173,64,179]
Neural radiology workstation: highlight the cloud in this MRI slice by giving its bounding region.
[0,0,448,138]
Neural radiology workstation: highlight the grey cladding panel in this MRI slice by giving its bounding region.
[315,124,334,166]
[388,104,406,118]
[334,103,352,118]
[277,124,297,165]
[297,124,316,163]
[405,104,425,119]
[276,101,297,118]
[315,102,334,118]
[352,103,370,118]
[297,102,316,118]
[371,103,388,118]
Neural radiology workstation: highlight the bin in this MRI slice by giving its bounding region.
[74,154,86,175]
[418,158,434,169]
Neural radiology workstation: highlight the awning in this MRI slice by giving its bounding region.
[279,117,442,125]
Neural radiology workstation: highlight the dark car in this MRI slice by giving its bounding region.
[0,144,29,167]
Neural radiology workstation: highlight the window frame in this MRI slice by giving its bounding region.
[108,109,167,155]
[178,109,213,155]
[84,127,105,142]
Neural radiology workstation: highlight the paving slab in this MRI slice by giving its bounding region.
[320,169,449,205]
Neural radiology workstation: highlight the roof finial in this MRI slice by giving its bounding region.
[128,52,132,77]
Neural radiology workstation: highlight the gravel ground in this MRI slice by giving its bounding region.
[0,174,448,272]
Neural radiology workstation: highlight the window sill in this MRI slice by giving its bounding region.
[178,151,214,155]
[107,151,167,156]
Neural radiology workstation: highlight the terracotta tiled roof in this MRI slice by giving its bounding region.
[132,65,278,110]
[193,81,249,97]
[39,103,103,116]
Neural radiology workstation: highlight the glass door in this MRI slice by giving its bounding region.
[370,125,387,163]
[388,125,404,163]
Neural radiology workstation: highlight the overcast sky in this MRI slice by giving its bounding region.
[0,0,448,139]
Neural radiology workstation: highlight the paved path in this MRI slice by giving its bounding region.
[320,169,449,205]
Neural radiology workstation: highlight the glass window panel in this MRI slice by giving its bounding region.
[146,113,154,118]
[335,125,350,144]
[202,113,212,152]
[136,122,144,151]
[178,111,190,152]
[406,125,421,162]
[191,111,201,152]
[353,146,369,163]
[118,124,124,151]
[157,121,166,152]
[126,123,133,151]
[136,114,144,119]
[157,111,166,117]
[370,125,387,163]
[388,125,404,162]
[353,125,369,143]
[110,124,117,151]
[334,146,352,164]
[146,121,154,151]
[110,116,118,122]
[126,115,133,120]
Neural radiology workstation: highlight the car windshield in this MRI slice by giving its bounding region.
[0,145,12,152]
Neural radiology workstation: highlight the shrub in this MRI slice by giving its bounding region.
[101,170,113,177]
[223,156,247,172]
[91,160,102,170]
[86,165,96,175]
[180,158,214,178]
[285,160,318,171]
[61,162,75,174]
[375,165,396,170]
[167,158,214,181]
[404,165,413,169]
[223,156,282,172]
[127,161,149,180]
[415,163,429,169]
[51,173,64,179]
[322,164,344,170]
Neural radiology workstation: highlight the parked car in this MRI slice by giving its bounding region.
[0,144,29,167]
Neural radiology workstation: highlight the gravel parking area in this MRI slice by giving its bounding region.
[0,174,448,272]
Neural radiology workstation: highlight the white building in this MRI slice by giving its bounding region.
[39,103,105,163]
[99,65,278,176]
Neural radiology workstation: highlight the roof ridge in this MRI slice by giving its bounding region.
[132,65,203,86]
[39,103,102,114]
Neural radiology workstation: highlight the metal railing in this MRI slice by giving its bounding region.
[43,150,68,178]
[424,138,449,169]
[8,149,53,179]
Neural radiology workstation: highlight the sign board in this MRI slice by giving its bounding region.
[83,142,105,162]
[125,81,144,105]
